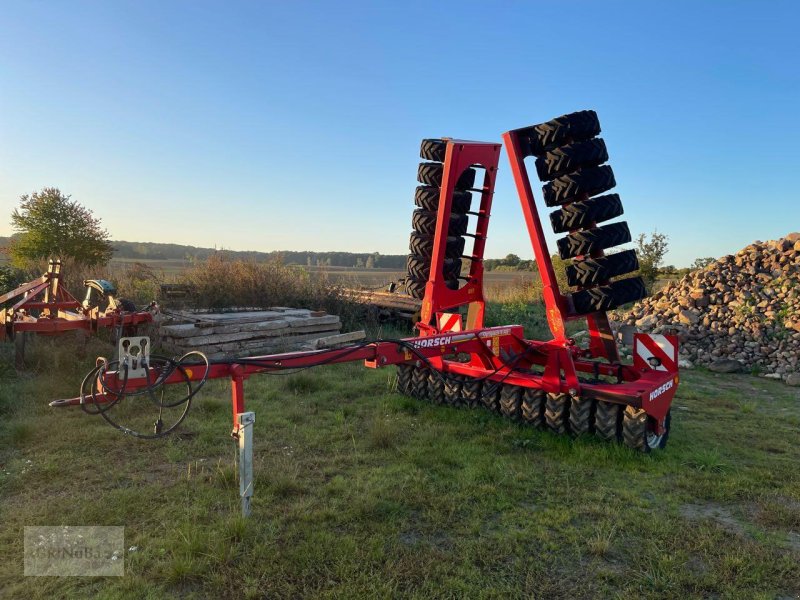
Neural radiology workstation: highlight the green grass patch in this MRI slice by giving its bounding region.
[0,341,799,597]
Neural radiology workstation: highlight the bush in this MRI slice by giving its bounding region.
[0,265,27,295]
[180,253,364,330]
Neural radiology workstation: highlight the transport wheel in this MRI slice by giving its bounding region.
[411,366,429,400]
[525,110,601,157]
[545,393,569,434]
[481,381,502,412]
[594,401,622,442]
[566,250,640,288]
[409,232,466,260]
[542,165,616,207]
[427,370,445,405]
[557,222,632,260]
[444,374,464,407]
[462,377,482,408]
[549,193,624,234]
[404,276,427,300]
[570,276,648,315]
[622,407,671,452]
[535,138,608,181]
[414,186,472,213]
[117,298,137,312]
[412,209,469,237]
[406,254,461,282]
[420,139,447,162]
[499,384,522,419]
[568,397,595,436]
[417,163,477,189]
[521,389,545,426]
[397,365,414,395]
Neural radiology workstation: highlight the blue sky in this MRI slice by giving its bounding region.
[1,1,797,266]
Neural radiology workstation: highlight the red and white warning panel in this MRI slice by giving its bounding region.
[633,333,679,372]
[436,312,463,332]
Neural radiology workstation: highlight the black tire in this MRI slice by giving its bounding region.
[542,165,616,207]
[566,250,639,288]
[462,378,482,409]
[481,381,502,412]
[524,110,601,157]
[414,186,472,214]
[499,385,522,419]
[521,389,545,426]
[411,367,429,400]
[545,393,569,434]
[412,209,469,237]
[420,139,447,162]
[549,193,624,234]
[409,232,466,260]
[117,298,137,312]
[397,365,414,395]
[535,138,608,181]
[427,370,445,405]
[621,408,670,452]
[444,375,464,407]
[406,254,461,281]
[570,276,648,315]
[417,163,476,189]
[557,222,631,260]
[568,397,595,436]
[404,276,426,299]
[595,401,622,442]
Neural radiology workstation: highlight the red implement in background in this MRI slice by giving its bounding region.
[1,259,154,344]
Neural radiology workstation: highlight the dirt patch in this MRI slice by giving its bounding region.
[679,503,750,538]
[786,532,800,553]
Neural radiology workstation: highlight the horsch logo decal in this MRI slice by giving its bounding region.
[412,336,452,349]
[649,380,673,401]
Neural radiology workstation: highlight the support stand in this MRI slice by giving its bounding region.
[237,411,255,517]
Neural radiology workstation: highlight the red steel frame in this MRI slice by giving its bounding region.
[417,140,501,333]
[50,137,678,438]
[502,128,620,362]
[1,260,153,341]
[412,137,678,434]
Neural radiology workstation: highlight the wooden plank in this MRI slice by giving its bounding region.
[185,329,345,356]
[160,315,340,338]
[286,315,340,328]
[308,330,366,349]
[162,324,342,349]
[161,319,291,338]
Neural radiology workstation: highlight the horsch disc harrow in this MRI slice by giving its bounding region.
[51,111,680,512]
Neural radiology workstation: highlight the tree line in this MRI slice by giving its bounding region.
[1,188,718,289]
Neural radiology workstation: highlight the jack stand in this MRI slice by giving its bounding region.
[237,412,255,517]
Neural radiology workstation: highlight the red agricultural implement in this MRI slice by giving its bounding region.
[51,111,679,513]
[1,259,155,365]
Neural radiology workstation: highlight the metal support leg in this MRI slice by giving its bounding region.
[237,411,255,517]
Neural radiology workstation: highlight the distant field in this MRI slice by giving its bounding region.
[108,259,537,292]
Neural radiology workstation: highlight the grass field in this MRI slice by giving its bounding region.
[1,336,799,598]
[105,259,536,293]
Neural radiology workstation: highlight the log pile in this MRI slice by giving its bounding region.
[159,308,365,360]
[343,289,421,323]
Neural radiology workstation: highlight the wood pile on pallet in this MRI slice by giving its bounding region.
[159,308,365,360]
[344,289,421,323]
